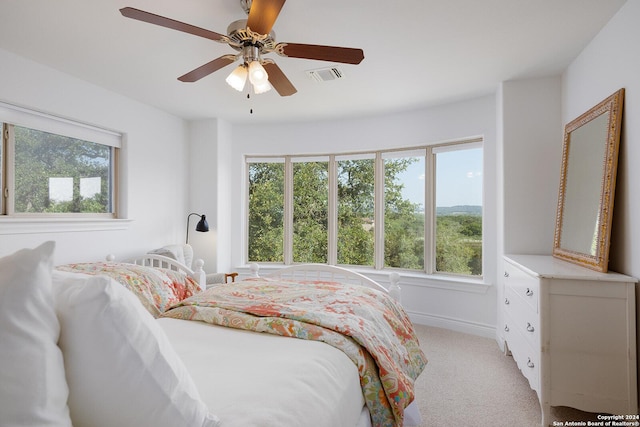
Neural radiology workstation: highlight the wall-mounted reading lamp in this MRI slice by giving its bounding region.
[186,213,209,244]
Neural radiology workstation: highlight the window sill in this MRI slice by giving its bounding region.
[360,269,491,294]
[382,271,491,294]
[0,217,133,234]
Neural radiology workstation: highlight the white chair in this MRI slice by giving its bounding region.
[148,244,237,286]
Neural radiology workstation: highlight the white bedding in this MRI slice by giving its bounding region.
[158,317,367,427]
[3,243,422,427]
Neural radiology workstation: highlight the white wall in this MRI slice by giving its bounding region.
[187,118,233,274]
[561,0,640,399]
[562,0,640,279]
[0,48,190,264]
[501,77,563,255]
[496,76,563,349]
[187,119,220,272]
[221,95,500,337]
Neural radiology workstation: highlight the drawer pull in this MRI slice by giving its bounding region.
[504,325,509,332]
[504,271,509,278]
[527,358,535,369]
[525,288,534,297]
[526,323,535,333]
[504,298,510,305]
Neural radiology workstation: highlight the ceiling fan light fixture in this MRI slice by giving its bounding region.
[253,80,272,94]
[248,60,269,86]
[226,64,248,91]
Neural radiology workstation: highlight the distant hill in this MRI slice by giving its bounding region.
[436,205,482,216]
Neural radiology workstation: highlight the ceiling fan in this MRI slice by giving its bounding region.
[120,0,365,96]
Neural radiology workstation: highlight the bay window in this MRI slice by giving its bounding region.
[246,138,483,277]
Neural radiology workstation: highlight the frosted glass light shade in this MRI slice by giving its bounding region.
[226,65,247,91]
[253,81,272,94]
[248,61,269,86]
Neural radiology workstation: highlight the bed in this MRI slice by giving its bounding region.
[0,242,426,427]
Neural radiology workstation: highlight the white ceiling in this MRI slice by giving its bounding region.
[0,0,627,124]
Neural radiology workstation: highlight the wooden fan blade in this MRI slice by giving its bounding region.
[276,43,364,65]
[178,56,236,82]
[120,7,226,42]
[263,62,297,96]
[246,0,286,35]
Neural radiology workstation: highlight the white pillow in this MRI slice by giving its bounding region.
[0,241,72,427]
[52,270,220,427]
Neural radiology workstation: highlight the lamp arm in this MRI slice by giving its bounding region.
[186,213,202,244]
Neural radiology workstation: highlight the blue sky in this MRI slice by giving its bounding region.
[400,148,483,207]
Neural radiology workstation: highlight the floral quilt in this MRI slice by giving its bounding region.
[163,278,427,427]
[56,262,201,317]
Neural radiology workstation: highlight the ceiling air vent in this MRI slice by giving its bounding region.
[306,66,345,82]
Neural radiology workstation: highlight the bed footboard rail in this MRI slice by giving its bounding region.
[250,263,402,302]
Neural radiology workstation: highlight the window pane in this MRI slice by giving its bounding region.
[248,162,284,262]
[337,158,374,266]
[293,161,328,263]
[435,146,483,276]
[14,126,112,213]
[384,155,425,269]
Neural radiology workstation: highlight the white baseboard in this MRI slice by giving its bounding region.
[407,310,497,340]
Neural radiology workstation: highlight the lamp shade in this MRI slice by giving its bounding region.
[253,81,272,94]
[248,61,269,86]
[186,213,209,243]
[195,215,209,232]
[226,65,247,91]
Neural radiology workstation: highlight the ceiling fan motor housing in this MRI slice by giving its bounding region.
[226,19,276,55]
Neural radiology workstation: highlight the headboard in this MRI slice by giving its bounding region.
[106,253,206,291]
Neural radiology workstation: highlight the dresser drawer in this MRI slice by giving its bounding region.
[504,262,538,313]
[503,286,539,348]
[504,311,540,393]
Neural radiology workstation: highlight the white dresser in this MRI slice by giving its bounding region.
[502,255,637,426]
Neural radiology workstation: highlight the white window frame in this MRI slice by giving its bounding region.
[430,140,484,276]
[0,102,130,234]
[245,137,483,278]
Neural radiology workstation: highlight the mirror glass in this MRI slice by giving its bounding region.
[553,89,624,272]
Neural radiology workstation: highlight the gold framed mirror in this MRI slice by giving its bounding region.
[553,88,624,272]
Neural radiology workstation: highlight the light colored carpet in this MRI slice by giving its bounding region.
[411,324,618,427]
